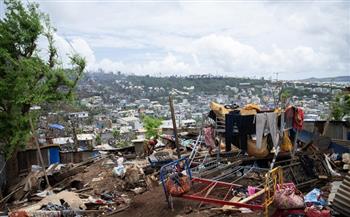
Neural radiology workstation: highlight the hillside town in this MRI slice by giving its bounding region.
[1,71,350,217]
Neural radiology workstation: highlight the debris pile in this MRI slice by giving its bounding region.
[4,154,155,216]
[1,101,349,217]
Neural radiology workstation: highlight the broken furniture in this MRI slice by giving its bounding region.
[160,157,284,217]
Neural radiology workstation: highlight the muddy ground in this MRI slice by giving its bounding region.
[112,186,262,217]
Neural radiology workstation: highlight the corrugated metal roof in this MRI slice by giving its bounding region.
[332,173,350,216]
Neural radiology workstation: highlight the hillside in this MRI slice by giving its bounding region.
[300,76,350,83]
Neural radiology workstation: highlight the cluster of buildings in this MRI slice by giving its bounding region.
[28,74,349,153]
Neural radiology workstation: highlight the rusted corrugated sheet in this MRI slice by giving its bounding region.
[332,173,350,216]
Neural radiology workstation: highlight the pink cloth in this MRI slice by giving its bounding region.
[203,127,215,148]
[274,183,304,209]
[247,186,256,196]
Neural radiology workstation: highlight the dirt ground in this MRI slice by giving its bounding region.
[112,186,262,217]
[112,186,198,217]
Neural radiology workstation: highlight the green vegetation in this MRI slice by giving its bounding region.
[0,0,85,157]
[127,75,263,94]
[142,115,162,139]
[116,141,129,148]
[112,129,121,140]
[95,134,102,146]
[331,92,350,120]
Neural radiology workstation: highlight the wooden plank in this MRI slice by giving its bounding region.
[198,182,217,208]
[240,188,266,203]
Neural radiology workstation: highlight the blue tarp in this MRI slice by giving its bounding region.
[297,130,314,144]
[330,142,350,155]
[48,123,65,130]
[49,147,60,164]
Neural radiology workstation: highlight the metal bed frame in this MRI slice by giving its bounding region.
[160,157,284,216]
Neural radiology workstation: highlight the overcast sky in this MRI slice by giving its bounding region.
[2,0,350,79]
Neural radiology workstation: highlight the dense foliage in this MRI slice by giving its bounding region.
[142,115,162,139]
[0,0,85,157]
[331,92,350,120]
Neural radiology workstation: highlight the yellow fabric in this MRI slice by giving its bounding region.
[274,108,282,114]
[281,131,293,152]
[240,103,260,116]
[209,102,232,119]
[240,109,258,116]
[243,103,261,111]
[247,137,269,158]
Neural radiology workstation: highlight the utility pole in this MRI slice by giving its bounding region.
[70,117,79,151]
[169,96,181,159]
[29,116,51,189]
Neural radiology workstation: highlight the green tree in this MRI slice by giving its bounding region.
[331,92,350,121]
[112,129,121,140]
[95,134,101,146]
[142,115,162,139]
[0,0,85,157]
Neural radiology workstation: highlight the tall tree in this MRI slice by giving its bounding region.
[0,0,86,157]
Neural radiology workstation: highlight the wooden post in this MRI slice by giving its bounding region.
[29,117,51,189]
[169,96,181,159]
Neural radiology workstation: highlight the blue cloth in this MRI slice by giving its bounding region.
[304,188,327,206]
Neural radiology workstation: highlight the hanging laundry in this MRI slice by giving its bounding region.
[247,136,269,157]
[284,106,295,129]
[240,103,261,116]
[256,112,278,149]
[209,102,233,119]
[281,130,293,152]
[225,111,255,152]
[243,103,260,111]
[293,107,304,130]
[203,127,215,149]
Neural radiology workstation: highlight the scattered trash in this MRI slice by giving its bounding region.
[165,173,191,196]
[35,189,53,198]
[31,165,42,172]
[92,177,104,182]
[19,191,86,213]
[124,164,142,186]
[239,207,253,213]
[274,183,305,209]
[305,205,331,217]
[131,187,145,194]
[113,157,126,178]
[304,188,327,206]
[3,101,349,217]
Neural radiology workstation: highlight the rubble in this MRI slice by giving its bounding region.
[2,155,151,216]
[1,101,349,217]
